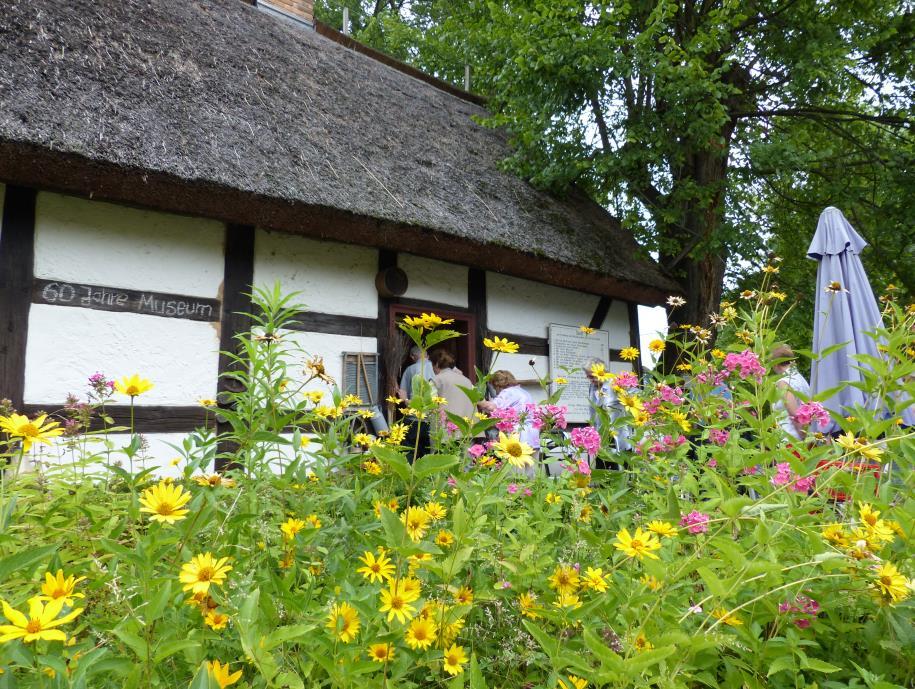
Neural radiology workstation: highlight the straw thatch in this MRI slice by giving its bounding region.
[0,0,679,301]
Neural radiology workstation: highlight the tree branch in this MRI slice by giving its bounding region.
[735,107,910,126]
[590,95,612,151]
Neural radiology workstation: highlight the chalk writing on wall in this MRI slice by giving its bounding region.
[32,279,220,322]
[548,323,612,424]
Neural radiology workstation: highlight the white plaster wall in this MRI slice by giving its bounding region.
[486,273,600,337]
[254,230,378,317]
[605,300,632,349]
[24,305,220,405]
[400,254,468,307]
[33,193,225,297]
[488,352,550,403]
[279,330,378,405]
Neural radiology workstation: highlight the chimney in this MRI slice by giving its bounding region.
[257,0,314,26]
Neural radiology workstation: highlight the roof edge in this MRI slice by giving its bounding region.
[0,140,675,304]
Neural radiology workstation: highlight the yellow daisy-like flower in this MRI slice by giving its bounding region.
[305,514,322,529]
[613,528,662,561]
[639,574,663,591]
[518,592,540,619]
[579,326,596,334]
[405,617,437,650]
[204,610,230,630]
[362,459,383,475]
[193,474,236,489]
[0,597,84,644]
[545,492,562,505]
[304,390,325,404]
[711,348,726,360]
[114,374,154,397]
[873,562,910,605]
[357,550,395,583]
[711,606,742,626]
[491,431,534,468]
[578,504,593,523]
[386,422,409,445]
[37,570,86,607]
[558,675,588,689]
[435,530,455,547]
[553,592,582,610]
[648,339,665,354]
[327,601,360,643]
[368,642,394,663]
[401,506,431,542]
[553,377,568,385]
[352,433,377,448]
[0,413,64,452]
[442,643,468,676]
[199,398,217,407]
[646,520,678,538]
[547,565,580,596]
[483,336,519,354]
[206,660,242,688]
[634,632,654,652]
[581,567,608,593]
[588,362,613,383]
[822,523,849,547]
[417,313,455,329]
[424,501,447,521]
[379,586,418,624]
[139,481,192,524]
[452,586,474,606]
[179,553,232,595]
[858,503,881,529]
[619,347,639,362]
[280,518,306,541]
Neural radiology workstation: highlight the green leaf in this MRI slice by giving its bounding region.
[522,620,558,661]
[188,662,218,689]
[665,486,680,522]
[414,453,459,479]
[767,655,796,676]
[469,652,487,689]
[0,544,57,580]
[697,566,726,597]
[111,627,148,658]
[582,627,625,673]
[155,638,201,663]
[145,579,173,622]
[370,444,411,482]
[379,507,409,547]
[263,624,317,650]
[801,657,842,673]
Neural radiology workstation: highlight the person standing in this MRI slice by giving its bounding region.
[771,345,812,440]
[398,345,434,461]
[478,370,540,476]
[585,357,632,458]
[431,350,475,420]
[399,346,435,400]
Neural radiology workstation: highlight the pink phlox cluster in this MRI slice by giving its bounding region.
[679,511,710,534]
[707,458,718,468]
[507,483,519,494]
[647,434,686,454]
[576,459,592,476]
[708,429,730,446]
[445,421,459,435]
[771,462,815,492]
[446,476,457,487]
[491,407,519,433]
[614,372,639,389]
[722,349,766,381]
[695,370,729,387]
[742,465,760,475]
[571,426,601,457]
[468,444,486,459]
[643,397,662,415]
[778,595,820,629]
[658,385,685,405]
[523,487,532,497]
[527,403,568,430]
[794,402,830,430]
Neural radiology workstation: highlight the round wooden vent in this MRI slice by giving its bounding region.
[375,267,408,298]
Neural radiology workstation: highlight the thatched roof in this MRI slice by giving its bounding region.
[0,0,679,302]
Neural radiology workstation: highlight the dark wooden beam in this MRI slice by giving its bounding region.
[467,269,487,378]
[589,296,612,330]
[216,224,255,469]
[20,403,207,434]
[0,186,36,408]
[377,250,397,402]
[627,301,644,378]
[285,311,378,338]
[486,332,548,357]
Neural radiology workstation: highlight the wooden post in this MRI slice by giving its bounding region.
[467,268,487,378]
[0,187,36,408]
[627,301,644,379]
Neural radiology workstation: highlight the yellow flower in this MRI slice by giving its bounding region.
[362,459,383,475]
[545,492,562,505]
[379,586,418,624]
[634,633,654,652]
[179,553,232,595]
[204,610,230,630]
[442,643,468,676]
[676,363,693,372]
[613,528,662,561]
[711,606,742,626]
[409,312,455,329]
[872,562,910,605]
[37,570,85,607]
[639,574,662,591]
[304,356,334,384]
[353,433,377,448]
[553,592,582,610]
[858,503,881,529]
[589,362,613,383]
[822,523,849,547]
[368,642,394,663]
[491,431,534,468]
[547,565,580,596]
[711,348,726,360]
[578,504,593,523]
[424,501,447,521]
[199,398,217,407]
[386,422,409,445]
[483,336,519,354]
[518,592,540,619]
[139,481,192,524]
[558,676,588,689]
[305,514,322,529]
[553,377,568,385]
[206,660,243,688]
[0,597,83,644]
[280,518,306,541]
[452,586,474,606]
[646,520,678,538]
[619,347,639,362]
[114,374,153,397]
[648,339,665,354]
[314,405,343,420]
[327,601,360,642]
[0,413,63,452]
[357,550,395,583]
[194,474,235,489]
[405,617,437,650]
[401,506,431,542]
[305,390,325,404]
[435,530,455,547]
[579,326,596,334]
[669,410,692,433]
[581,567,607,593]
[398,577,422,601]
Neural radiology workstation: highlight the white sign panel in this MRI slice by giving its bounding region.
[548,324,610,424]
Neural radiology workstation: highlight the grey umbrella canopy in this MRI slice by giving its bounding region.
[807,207,886,430]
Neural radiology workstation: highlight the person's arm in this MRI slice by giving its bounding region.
[399,366,410,398]
[777,380,804,435]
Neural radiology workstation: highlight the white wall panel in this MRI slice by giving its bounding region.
[280,330,378,405]
[33,193,225,297]
[605,300,632,349]
[400,254,468,307]
[254,230,378,318]
[24,305,220,405]
[488,352,550,404]
[486,273,600,337]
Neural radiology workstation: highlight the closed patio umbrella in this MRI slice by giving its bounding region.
[807,207,886,431]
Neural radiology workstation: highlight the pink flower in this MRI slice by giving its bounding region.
[523,488,532,497]
[643,397,662,415]
[679,511,710,534]
[577,459,591,476]
[771,462,793,487]
[445,421,459,435]
[500,580,511,589]
[707,458,718,468]
[658,385,685,405]
[794,402,830,430]
[615,372,639,389]
[722,349,766,381]
[793,475,816,493]
[491,407,519,433]
[794,618,811,629]
[468,444,486,459]
[708,429,729,446]
[507,483,519,494]
[571,426,601,457]
[447,476,457,487]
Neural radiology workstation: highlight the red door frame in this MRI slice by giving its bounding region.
[388,303,478,382]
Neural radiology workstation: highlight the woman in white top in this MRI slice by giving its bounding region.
[771,345,811,440]
[478,370,540,451]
